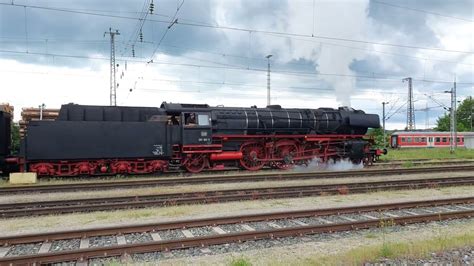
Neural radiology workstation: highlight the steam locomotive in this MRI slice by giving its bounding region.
[0,102,384,177]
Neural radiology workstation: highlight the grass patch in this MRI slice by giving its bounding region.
[401,161,414,168]
[314,229,474,265]
[384,148,474,161]
[229,256,252,266]
[364,233,378,239]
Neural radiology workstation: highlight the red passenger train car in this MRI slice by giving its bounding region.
[390,131,466,148]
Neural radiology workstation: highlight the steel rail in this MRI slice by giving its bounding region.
[1,206,473,264]
[1,196,473,246]
[1,165,474,195]
[0,175,473,218]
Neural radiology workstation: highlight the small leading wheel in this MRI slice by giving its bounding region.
[240,142,266,171]
[184,154,208,173]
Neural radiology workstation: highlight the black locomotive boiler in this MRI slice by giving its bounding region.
[1,102,384,176]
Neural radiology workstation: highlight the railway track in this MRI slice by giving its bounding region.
[0,197,473,265]
[1,165,473,195]
[1,175,473,218]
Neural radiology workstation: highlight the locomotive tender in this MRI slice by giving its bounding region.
[1,102,383,176]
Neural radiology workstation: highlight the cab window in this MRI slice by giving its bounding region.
[198,114,210,126]
[185,113,197,126]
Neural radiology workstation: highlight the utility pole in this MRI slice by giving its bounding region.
[39,103,45,120]
[105,28,120,106]
[403,77,415,130]
[470,96,473,131]
[445,81,457,153]
[425,102,429,129]
[266,54,272,106]
[382,102,389,147]
[454,81,457,149]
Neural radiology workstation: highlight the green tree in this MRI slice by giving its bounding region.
[11,123,20,155]
[435,97,473,132]
[367,127,390,147]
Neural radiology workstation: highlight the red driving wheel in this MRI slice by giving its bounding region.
[239,142,266,171]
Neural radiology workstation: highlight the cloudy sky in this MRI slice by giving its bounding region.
[0,0,473,129]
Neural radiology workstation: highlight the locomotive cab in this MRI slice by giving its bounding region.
[181,112,212,145]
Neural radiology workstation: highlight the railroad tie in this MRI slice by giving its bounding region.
[267,222,282,229]
[76,261,88,266]
[292,220,308,226]
[116,235,127,245]
[340,216,357,222]
[181,229,194,238]
[38,242,52,254]
[212,226,227,235]
[0,247,10,257]
[317,218,334,224]
[402,210,419,216]
[150,232,162,241]
[384,212,399,218]
[241,224,256,231]
[361,214,378,220]
[422,209,435,213]
[79,238,90,249]
[456,205,473,210]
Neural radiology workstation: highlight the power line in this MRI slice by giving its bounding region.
[119,0,151,57]
[264,33,474,67]
[1,2,472,55]
[3,34,473,69]
[1,48,473,86]
[373,0,474,23]
[147,0,184,63]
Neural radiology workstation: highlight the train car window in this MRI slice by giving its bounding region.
[407,137,412,143]
[401,137,406,142]
[167,115,179,125]
[185,113,197,126]
[442,137,447,142]
[456,137,460,143]
[421,137,426,142]
[428,137,432,142]
[435,137,440,142]
[198,114,210,126]
[462,138,464,142]
[415,137,420,142]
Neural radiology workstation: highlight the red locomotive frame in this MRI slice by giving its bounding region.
[25,134,380,176]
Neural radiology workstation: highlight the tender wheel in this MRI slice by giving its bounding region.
[240,142,266,171]
[184,154,207,173]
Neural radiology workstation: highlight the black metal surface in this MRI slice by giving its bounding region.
[58,104,165,122]
[26,120,169,160]
[0,111,11,157]
[21,102,380,166]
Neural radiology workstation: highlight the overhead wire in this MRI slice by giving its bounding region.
[1,2,472,54]
[1,48,473,86]
[119,0,151,57]
[372,0,474,23]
